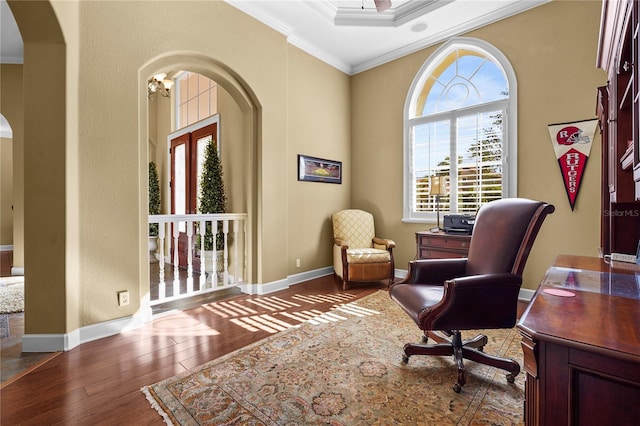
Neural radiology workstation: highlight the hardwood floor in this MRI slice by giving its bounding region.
[1,311,60,385]
[1,274,530,425]
[0,275,387,425]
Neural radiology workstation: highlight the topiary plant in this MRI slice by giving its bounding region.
[148,161,161,236]
[198,139,227,250]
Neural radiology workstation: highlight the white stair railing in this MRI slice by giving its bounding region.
[148,213,247,306]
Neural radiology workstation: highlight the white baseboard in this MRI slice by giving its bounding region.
[22,334,69,352]
[243,267,408,295]
[395,268,408,280]
[240,266,335,295]
[518,288,535,302]
[288,266,334,286]
[11,266,24,276]
[22,307,153,352]
[19,266,413,353]
[239,278,289,295]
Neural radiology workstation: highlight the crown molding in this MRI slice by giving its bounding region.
[225,0,295,37]
[334,0,449,27]
[351,0,549,74]
[287,33,353,74]
[223,1,549,76]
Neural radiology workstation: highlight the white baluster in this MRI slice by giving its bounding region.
[232,219,239,284]
[212,220,218,287]
[223,219,229,286]
[199,220,206,289]
[173,221,180,297]
[242,217,247,283]
[186,221,193,294]
[158,221,166,301]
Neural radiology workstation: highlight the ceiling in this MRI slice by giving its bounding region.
[0,0,549,74]
[226,0,549,74]
[0,0,22,64]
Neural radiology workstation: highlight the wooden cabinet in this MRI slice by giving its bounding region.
[597,0,640,255]
[415,232,470,259]
[517,255,640,425]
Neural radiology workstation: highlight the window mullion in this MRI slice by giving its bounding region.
[450,112,458,212]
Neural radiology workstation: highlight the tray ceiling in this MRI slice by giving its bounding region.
[0,0,550,75]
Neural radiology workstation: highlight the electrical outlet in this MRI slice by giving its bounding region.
[295,258,300,268]
[611,253,637,263]
[117,290,130,306]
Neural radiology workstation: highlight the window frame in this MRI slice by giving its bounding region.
[403,37,518,223]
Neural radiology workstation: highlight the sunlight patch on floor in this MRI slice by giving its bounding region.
[138,292,380,337]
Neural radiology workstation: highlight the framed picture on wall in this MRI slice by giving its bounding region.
[298,155,342,184]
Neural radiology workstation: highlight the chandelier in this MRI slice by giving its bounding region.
[148,73,174,99]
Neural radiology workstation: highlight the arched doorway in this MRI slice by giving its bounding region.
[140,55,260,313]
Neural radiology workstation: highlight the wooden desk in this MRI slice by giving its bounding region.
[517,255,640,425]
[415,231,471,259]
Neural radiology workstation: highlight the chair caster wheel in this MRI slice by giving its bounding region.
[453,383,461,393]
[402,354,409,364]
[506,373,515,383]
[478,346,484,352]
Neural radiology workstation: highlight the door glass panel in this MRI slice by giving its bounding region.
[174,144,186,232]
[196,135,212,212]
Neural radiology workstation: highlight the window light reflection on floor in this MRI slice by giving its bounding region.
[137,292,380,337]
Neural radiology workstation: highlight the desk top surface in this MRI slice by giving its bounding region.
[517,255,640,361]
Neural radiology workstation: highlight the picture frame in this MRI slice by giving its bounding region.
[298,155,342,184]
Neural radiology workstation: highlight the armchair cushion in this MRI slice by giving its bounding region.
[346,248,390,264]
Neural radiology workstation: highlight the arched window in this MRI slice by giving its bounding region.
[403,38,517,222]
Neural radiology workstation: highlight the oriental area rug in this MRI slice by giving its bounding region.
[142,290,524,425]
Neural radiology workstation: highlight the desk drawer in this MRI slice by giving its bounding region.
[418,235,470,250]
[420,249,467,259]
[416,232,471,260]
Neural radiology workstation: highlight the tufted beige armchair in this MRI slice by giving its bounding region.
[332,209,396,290]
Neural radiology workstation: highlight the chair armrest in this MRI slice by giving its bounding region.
[334,238,349,249]
[373,237,396,250]
[420,273,522,331]
[395,258,468,286]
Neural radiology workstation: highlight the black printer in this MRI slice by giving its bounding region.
[443,214,475,235]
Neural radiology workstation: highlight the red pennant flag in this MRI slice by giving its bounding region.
[548,119,598,211]
[557,148,588,210]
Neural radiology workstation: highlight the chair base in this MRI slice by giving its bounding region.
[402,330,520,393]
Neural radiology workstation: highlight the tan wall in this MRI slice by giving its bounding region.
[218,85,247,215]
[286,45,351,274]
[351,0,607,290]
[8,0,70,334]
[0,64,23,259]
